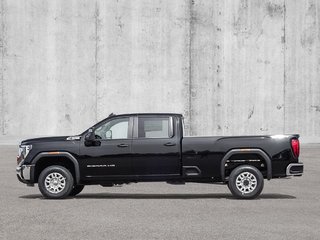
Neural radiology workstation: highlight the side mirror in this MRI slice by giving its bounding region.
[85,128,102,146]
[106,130,112,139]
[85,128,95,141]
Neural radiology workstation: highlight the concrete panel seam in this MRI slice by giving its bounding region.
[0,0,5,135]
[94,1,101,122]
[188,0,194,135]
[283,0,287,134]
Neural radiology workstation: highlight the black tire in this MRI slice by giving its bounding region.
[38,165,74,199]
[69,185,85,196]
[228,165,264,199]
[227,182,231,191]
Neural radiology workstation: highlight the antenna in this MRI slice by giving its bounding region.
[108,112,115,117]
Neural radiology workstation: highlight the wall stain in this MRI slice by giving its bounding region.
[300,2,316,50]
[266,2,284,18]
[311,105,320,112]
[115,16,124,32]
[216,65,220,73]
[65,114,71,123]
[233,0,250,37]
[248,106,254,119]
[257,58,270,64]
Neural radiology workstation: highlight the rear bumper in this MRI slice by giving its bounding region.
[16,164,34,184]
[286,163,303,176]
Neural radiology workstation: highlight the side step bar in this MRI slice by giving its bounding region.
[183,166,201,176]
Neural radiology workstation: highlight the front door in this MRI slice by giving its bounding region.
[80,116,133,179]
[131,115,181,178]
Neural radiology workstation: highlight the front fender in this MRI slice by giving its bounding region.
[31,152,81,184]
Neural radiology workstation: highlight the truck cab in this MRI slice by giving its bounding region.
[80,114,183,181]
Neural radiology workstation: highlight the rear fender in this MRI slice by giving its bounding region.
[220,149,272,181]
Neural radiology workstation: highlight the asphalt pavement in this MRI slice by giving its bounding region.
[0,145,319,240]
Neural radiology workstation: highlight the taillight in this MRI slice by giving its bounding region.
[291,138,300,158]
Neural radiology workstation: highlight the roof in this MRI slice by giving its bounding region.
[108,113,183,117]
[87,113,183,131]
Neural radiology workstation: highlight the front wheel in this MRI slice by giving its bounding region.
[38,165,74,199]
[228,165,264,199]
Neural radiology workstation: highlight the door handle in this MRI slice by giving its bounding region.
[164,142,176,146]
[117,143,129,148]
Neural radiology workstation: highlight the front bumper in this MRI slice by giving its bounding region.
[16,164,35,184]
[286,163,303,176]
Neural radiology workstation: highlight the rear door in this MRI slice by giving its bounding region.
[131,115,181,178]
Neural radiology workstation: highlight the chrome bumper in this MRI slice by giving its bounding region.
[16,164,34,183]
[286,163,304,176]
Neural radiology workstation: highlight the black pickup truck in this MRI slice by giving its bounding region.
[17,113,303,199]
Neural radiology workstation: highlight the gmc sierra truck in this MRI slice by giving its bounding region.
[17,113,303,199]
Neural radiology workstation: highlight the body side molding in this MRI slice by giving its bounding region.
[220,148,272,181]
[31,152,80,184]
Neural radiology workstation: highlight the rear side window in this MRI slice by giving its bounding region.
[138,117,172,138]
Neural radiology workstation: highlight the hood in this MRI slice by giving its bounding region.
[21,136,71,145]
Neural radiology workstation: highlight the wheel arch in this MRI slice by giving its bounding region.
[220,148,272,181]
[32,152,80,184]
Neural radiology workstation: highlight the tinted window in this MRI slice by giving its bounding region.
[95,118,129,139]
[138,117,171,138]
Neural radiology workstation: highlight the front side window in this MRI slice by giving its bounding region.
[94,117,129,140]
[138,117,172,138]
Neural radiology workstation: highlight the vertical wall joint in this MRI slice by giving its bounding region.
[187,0,194,136]
[94,1,100,122]
[0,0,6,135]
[283,0,286,134]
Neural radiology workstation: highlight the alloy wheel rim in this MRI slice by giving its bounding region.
[235,171,257,194]
[44,172,66,194]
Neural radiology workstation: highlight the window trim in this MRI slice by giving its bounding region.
[169,116,174,138]
[134,115,174,139]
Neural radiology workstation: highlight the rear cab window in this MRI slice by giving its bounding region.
[138,116,173,139]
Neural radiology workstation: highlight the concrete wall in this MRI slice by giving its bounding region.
[0,0,319,143]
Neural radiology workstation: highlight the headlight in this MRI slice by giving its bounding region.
[17,145,32,165]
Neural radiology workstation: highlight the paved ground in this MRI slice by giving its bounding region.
[0,145,319,240]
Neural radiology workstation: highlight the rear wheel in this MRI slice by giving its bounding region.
[228,165,264,199]
[69,185,85,196]
[38,165,74,199]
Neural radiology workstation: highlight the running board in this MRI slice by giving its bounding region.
[183,166,201,176]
